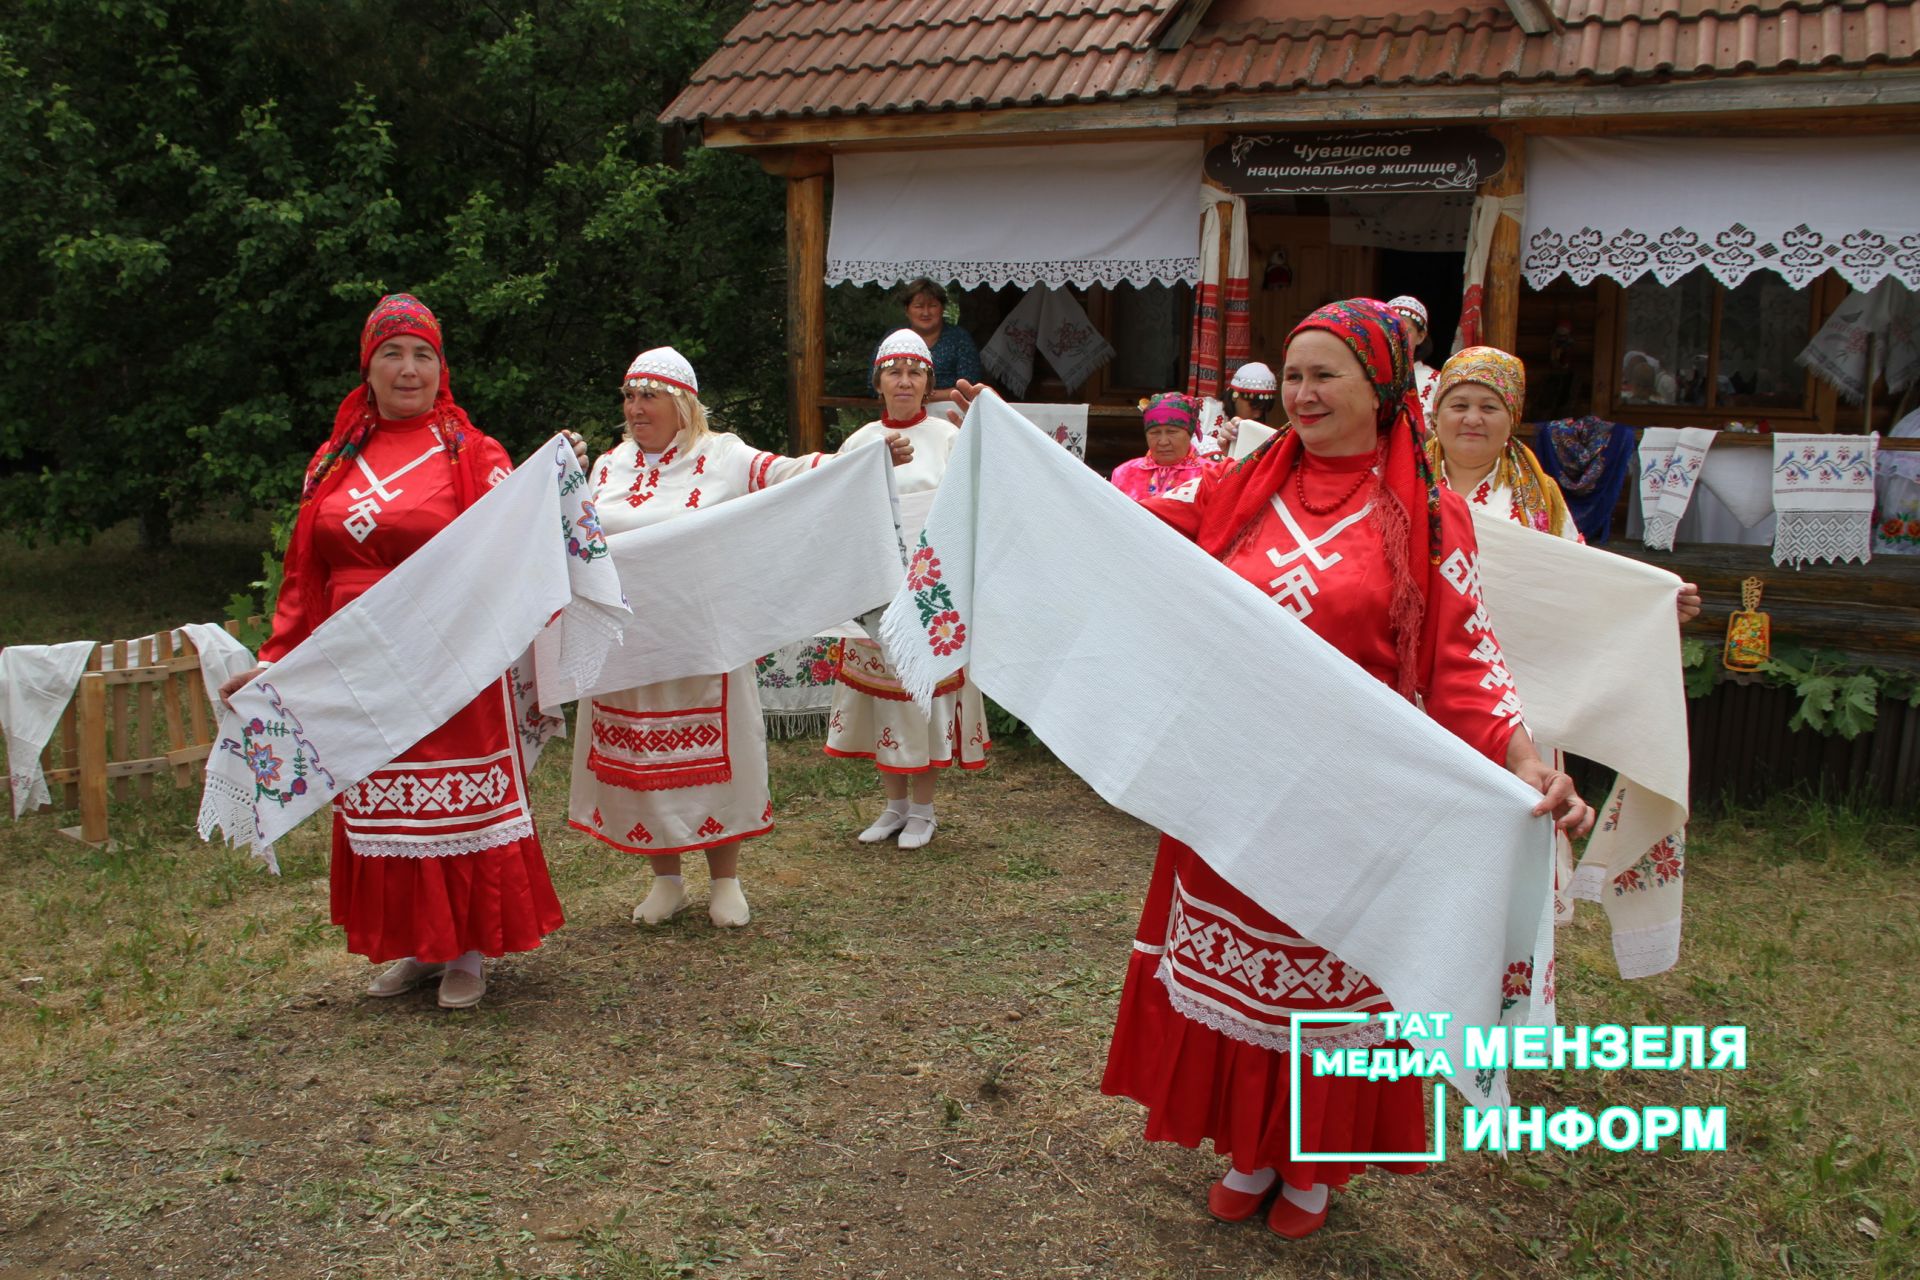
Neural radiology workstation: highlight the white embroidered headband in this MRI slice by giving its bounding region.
[624,346,698,397]
[873,328,933,373]
[1385,295,1429,329]
[1230,361,1277,395]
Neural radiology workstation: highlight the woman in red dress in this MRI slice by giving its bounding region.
[1101,299,1594,1238]
[220,294,583,1010]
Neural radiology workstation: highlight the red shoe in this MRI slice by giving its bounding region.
[1206,1176,1275,1223]
[1266,1188,1329,1239]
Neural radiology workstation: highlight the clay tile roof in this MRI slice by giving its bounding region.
[663,0,1920,125]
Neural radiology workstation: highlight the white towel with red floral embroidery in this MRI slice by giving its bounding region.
[534,439,908,708]
[877,391,1555,1110]
[197,435,629,871]
[1470,508,1690,979]
[1772,432,1879,567]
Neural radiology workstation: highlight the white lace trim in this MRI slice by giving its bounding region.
[1523,221,1920,293]
[196,769,280,874]
[1641,512,1680,553]
[1610,919,1682,981]
[826,256,1201,292]
[1154,960,1388,1057]
[1773,511,1874,568]
[346,816,534,860]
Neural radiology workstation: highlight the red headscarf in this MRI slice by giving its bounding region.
[1189,298,1441,698]
[287,294,495,626]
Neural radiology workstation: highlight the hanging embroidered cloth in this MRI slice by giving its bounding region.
[1,640,95,818]
[876,392,1554,1110]
[1187,188,1250,399]
[1638,427,1717,551]
[534,439,910,709]
[1469,507,1690,979]
[755,637,841,737]
[1772,433,1879,568]
[1007,402,1089,460]
[1451,193,1524,354]
[198,436,628,870]
[1797,279,1920,405]
[980,287,1115,397]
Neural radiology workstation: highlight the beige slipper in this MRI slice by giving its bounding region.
[436,966,487,1010]
[367,958,444,998]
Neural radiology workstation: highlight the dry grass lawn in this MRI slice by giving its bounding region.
[1,519,1916,1277]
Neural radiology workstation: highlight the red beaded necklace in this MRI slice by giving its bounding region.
[881,409,928,430]
[1293,450,1377,516]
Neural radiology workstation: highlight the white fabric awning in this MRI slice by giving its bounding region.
[825,141,1202,291]
[1522,136,1920,294]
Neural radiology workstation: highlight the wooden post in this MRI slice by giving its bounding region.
[1482,128,1528,356]
[69,673,108,847]
[784,153,830,454]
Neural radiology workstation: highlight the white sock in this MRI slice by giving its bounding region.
[906,801,934,821]
[1280,1182,1329,1214]
[883,796,909,815]
[708,876,750,927]
[446,950,483,978]
[1222,1167,1276,1195]
[635,875,689,924]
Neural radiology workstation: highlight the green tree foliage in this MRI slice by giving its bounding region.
[0,0,777,548]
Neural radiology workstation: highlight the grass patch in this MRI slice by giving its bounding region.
[0,537,1915,1274]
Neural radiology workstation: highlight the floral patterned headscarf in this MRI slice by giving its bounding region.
[1141,392,1201,435]
[1435,346,1524,423]
[1430,346,1575,538]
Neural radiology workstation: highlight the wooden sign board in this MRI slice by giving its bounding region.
[1206,128,1506,196]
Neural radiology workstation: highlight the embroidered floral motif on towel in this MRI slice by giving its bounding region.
[219,683,335,812]
[1773,433,1878,567]
[587,676,732,792]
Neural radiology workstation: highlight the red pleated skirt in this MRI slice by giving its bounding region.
[325,677,564,964]
[1101,836,1430,1191]
[330,824,565,964]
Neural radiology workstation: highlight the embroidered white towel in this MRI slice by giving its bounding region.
[535,439,909,707]
[198,436,629,869]
[1798,280,1920,404]
[1638,427,1716,551]
[178,624,257,716]
[877,392,1555,1110]
[1007,402,1089,460]
[1036,288,1115,393]
[1470,508,1690,979]
[981,286,1044,397]
[1772,433,1879,567]
[1,641,96,817]
[982,287,1115,396]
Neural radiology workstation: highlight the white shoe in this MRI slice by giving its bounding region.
[898,812,937,850]
[857,807,909,843]
[367,958,443,998]
[633,877,688,925]
[708,877,751,928]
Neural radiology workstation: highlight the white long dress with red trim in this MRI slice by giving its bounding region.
[1102,450,1523,1189]
[825,415,991,774]
[569,430,827,856]
[263,414,563,964]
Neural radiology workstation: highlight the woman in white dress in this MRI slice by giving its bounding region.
[825,330,991,849]
[572,347,911,926]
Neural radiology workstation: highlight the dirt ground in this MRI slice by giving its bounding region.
[0,739,1914,1279]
